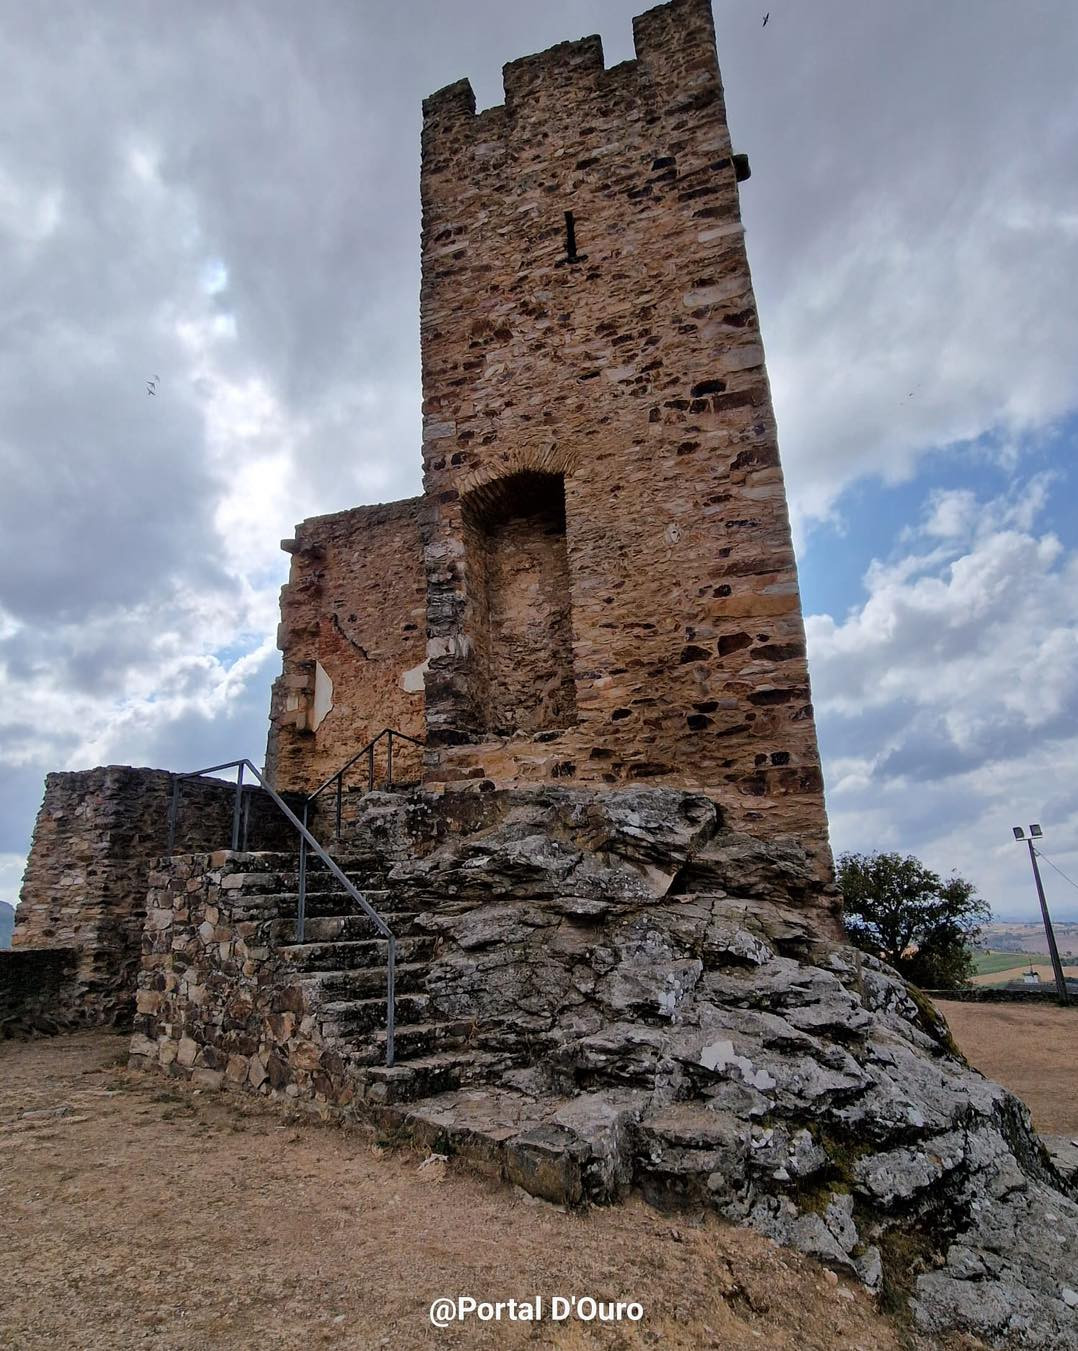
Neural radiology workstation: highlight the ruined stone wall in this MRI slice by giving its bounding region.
[266,498,427,793]
[418,0,830,867]
[15,767,296,1024]
[0,949,79,1035]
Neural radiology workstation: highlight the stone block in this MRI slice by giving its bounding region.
[190,1068,224,1091]
[176,1036,199,1068]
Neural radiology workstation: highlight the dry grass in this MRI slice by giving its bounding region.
[0,1031,938,1351]
[936,998,1078,1136]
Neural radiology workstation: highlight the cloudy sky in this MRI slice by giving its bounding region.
[3,0,1077,921]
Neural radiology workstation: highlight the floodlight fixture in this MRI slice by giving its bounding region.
[1011,821,1068,1002]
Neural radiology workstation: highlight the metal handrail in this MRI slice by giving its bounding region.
[166,758,396,1066]
[297,727,423,949]
[307,726,425,836]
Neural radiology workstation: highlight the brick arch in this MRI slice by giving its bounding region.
[456,444,579,501]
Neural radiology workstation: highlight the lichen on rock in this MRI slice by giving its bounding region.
[367,786,1078,1348]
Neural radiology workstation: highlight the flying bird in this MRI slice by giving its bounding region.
[762,12,769,26]
[146,374,159,396]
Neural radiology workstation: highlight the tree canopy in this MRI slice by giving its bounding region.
[837,850,991,989]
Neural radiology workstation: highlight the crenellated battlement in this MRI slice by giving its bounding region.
[502,34,606,112]
[631,0,720,83]
[422,0,721,152]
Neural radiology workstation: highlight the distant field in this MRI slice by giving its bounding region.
[981,922,1078,960]
[971,950,1078,987]
[974,950,1039,976]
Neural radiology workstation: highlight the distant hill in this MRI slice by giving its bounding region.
[982,921,1078,960]
[0,901,14,949]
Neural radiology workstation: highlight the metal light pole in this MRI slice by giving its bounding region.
[1012,824,1069,1004]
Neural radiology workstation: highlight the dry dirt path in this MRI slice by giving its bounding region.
[936,999,1078,1136]
[0,1032,935,1351]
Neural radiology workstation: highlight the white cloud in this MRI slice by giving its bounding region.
[809,480,1078,917]
[1,0,1077,927]
[733,3,1078,536]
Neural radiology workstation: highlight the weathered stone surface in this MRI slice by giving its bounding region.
[1044,1134,1078,1189]
[0,949,80,1035]
[14,767,298,1025]
[265,499,427,792]
[127,850,365,1112]
[127,785,1078,1348]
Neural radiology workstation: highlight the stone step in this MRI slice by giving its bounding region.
[279,935,437,972]
[368,1087,624,1206]
[268,912,425,944]
[293,962,429,999]
[215,866,395,897]
[227,887,409,917]
[346,1019,475,1066]
[274,889,419,919]
[354,1050,485,1105]
[318,993,430,1035]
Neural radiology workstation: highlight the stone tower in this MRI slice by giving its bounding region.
[267,0,830,870]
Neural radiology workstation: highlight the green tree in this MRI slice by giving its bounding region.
[837,851,990,989]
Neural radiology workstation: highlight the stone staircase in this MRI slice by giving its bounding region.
[256,860,490,1107]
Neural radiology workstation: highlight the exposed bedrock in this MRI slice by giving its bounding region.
[358,786,1078,1348]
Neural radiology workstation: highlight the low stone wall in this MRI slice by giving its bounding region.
[128,851,357,1107]
[0,949,79,1036]
[924,986,1078,1006]
[16,766,302,1026]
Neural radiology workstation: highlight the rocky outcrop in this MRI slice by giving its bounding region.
[363,786,1078,1348]
[130,785,1078,1348]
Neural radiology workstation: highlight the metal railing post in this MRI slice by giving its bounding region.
[335,774,342,843]
[297,799,309,943]
[386,935,396,1068]
[368,742,375,792]
[241,788,251,852]
[231,761,244,851]
[387,729,394,789]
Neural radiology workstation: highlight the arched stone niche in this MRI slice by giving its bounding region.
[460,470,577,736]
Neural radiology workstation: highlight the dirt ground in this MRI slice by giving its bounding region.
[936,998,1078,1136]
[0,1033,953,1351]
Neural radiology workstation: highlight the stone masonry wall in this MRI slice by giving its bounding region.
[462,473,577,736]
[266,498,427,793]
[418,0,830,868]
[0,949,80,1036]
[129,851,360,1108]
[15,767,297,1025]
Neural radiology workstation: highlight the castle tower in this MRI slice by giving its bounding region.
[417,0,829,862]
[264,0,829,869]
